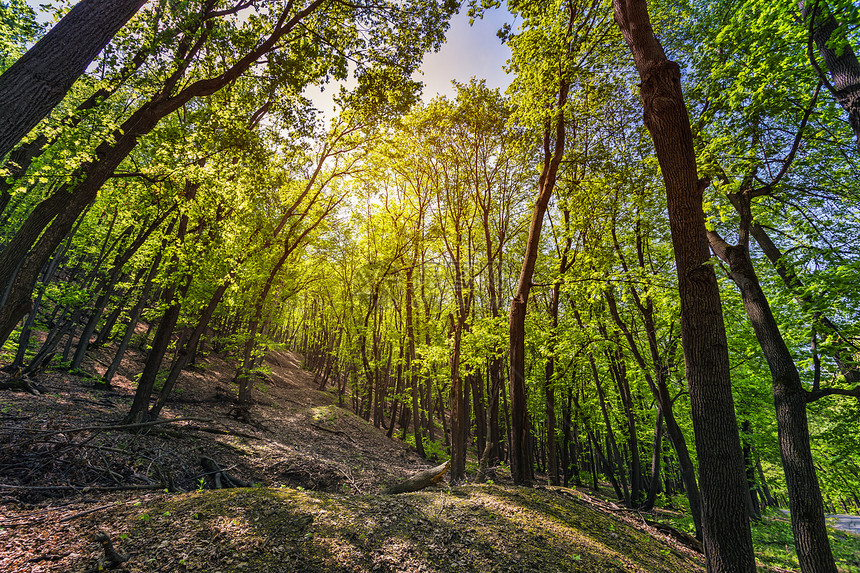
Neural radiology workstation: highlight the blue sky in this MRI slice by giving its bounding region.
[416,6,513,101]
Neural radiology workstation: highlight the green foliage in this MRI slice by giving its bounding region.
[0,0,41,71]
[751,512,860,572]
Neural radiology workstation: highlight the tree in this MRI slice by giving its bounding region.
[505,0,610,486]
[613,0,756,570]
[0,0,456,349]
[802,0,860,148]
[0,0,147,159]
[708,198,837,572]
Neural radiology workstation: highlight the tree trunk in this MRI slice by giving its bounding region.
[613,0,755,568]
[610,349,640,506]
[641,409,664,511]
[0,0,146,159]
[741,420,762,521]
[591,352,630,505]
[604,284,703,536]
[544,358,559,486]
[801,1,860,148]
[509,77,570,485]
[149,281,229,418]
[709,225,836,573]
[102,241,167,386]
[72,210,170,368]
[449,314,466,481]
[123,192,193,425]
[405,264,426,457]
[470,371,487,464]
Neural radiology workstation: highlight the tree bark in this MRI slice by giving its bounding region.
[709,220,837,573]
[613,0,755,569]
[383,461,449,494]
[801,0,860,148]
[0,0,147,159]
[509,77,569,485]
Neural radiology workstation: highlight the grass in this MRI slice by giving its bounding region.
[655,506,860,572]
[749,511,860,572]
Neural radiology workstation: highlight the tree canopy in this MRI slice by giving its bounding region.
[1,1,860,571]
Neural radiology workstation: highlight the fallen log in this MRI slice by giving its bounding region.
[383,461,449,494]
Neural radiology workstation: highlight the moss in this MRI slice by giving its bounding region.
[107,485,705,572]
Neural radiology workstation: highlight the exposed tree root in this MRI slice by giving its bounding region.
[200,456,253,489]
[82,530,128,572]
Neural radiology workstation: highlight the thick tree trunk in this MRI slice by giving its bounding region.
[613,0,755,569]
[383,461,449,494]
[123,286,185,424]
[709,226,837,573]
[0,0,147,159]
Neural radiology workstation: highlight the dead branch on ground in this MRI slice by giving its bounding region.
[199,457,254,489]
[383,461,449,494]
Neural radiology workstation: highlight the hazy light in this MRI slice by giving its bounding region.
[305,6,513,119]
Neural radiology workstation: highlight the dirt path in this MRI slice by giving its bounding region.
[827,514,860,535]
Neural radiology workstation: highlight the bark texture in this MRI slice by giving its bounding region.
[802,1,860,148]
[508,78,569,485]
[613,0,755,570]
[0,0,146,159]
[383,461,449,494]
[709,219,837,573]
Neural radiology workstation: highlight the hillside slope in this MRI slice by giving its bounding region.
[0,349,706,572]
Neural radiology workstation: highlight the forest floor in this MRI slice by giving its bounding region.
[0,345,855,572]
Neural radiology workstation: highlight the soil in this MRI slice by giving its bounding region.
[0,346,708,572]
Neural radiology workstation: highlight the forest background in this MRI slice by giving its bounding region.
[1,0,860,572]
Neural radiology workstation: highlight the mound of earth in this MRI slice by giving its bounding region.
[2,484,705,572]
[0,349,430,498]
